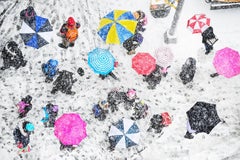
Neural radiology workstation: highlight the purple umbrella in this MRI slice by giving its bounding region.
[54,113,87,145]
[213,47,240,78]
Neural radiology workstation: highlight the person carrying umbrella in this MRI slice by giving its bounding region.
[184,102,221,139]
[202,26,217,55]
[20,6,37,25]
[54,113,87,151]
[58,17,81,49]
[143,64,162,89]
[133,10,147,33]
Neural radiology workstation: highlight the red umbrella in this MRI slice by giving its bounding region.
[54,113,87,145]
[132,52,156,75]
[187,14,210,34]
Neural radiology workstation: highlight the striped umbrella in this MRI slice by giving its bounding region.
[88,48,115,75]
[97,10,137,44]
[187,14,210,34]
[20,16,53,49]
[109,118,140,149]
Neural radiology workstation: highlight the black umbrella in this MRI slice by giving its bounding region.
[186,101,221,134]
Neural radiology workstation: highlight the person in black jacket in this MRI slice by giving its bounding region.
[202,26,216,55]
[143,64,162,89]
[13,121,34,153]
[20,6,37,25]
[17,95,33,118]
[179,58,196,85]
[0,41,27,70]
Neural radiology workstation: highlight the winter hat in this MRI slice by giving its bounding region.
[77,67,84,76]
[48,59,58,67]
[25,122,34,131]
[24,95,32,103]
[67,17,75,26]
[126,89,136,99]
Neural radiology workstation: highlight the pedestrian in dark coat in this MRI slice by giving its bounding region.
[147,114,165,133]
[13,121,34,153]
[143,64,162,89]
[41,103,59,127]
[17,95,32,118]
[179,58,196,85]
[20,6,37,25]
[51,70,77,95]
[0,41,27,70]
[202,26,217,54]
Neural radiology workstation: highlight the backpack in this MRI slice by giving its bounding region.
[66,27,78,43]
[92,105,102,117]
[133,33,143,44]
[17,101,29,113]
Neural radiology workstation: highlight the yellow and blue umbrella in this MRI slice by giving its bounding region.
[97,10,138,44]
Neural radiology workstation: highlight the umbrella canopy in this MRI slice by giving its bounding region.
[109,118,140,149]
[154,47,174,68]
[187,14,210,34]
[132,52,156,75]
[88,48,115,75]
[20,16,53,49]
[186,102,221,134]
[213,47,240,78]
[54,113,87,145]
[97,10,137,44]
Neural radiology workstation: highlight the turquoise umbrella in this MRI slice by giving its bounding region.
[88,48,115,75]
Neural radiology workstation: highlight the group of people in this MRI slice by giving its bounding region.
[15,94,60,155]
[92,88,151,125]
[14,95,34,155]
[3,4,221,155]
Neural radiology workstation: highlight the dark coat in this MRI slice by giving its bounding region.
[13,127,30,148]
[179,58,196,85]
[202,26,215,44]
[144,65,162,89]
[20,6,37,24]
[1,41,27,70]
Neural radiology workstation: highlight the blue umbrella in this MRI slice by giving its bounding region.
[109,118,140,149]
[88,48,115,75]
[19,16,53,49]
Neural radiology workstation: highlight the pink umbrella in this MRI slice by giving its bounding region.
[187,14,210,34]
[54,113,87,145]
[132,52,156,75]
[213,47,240,78]
[154,47,174,68]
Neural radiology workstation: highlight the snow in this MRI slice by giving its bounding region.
[0,0,240,160]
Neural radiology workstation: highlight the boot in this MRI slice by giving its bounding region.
[58,43,68,49]
[210,73,219,78]
[60,144,65,150]
[69,43,75,47]
[184,132,194,139]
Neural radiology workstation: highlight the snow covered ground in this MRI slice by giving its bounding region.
[0,0,240,160]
